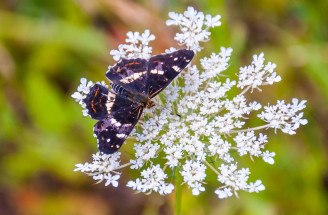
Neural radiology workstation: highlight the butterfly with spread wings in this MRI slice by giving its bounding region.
[83,49,194,154]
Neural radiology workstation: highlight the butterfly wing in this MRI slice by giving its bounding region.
[84,84,143,154]
[146,49,194,98]
[83,84,110,120]
[94,104,143,154]
[106,58,148,94]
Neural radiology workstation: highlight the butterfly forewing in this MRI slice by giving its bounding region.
[146,49,194,98]
[106,58,148,94]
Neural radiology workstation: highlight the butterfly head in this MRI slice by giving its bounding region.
[145,99,156,109]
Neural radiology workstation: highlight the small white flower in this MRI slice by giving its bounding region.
[215,187,233,199]
[110,45,127,61]
[71,78,95,116]
[191,182,205,196]
[139,29,155,45]
[74,163,90,172]
[71,91,84,103]
[105,174,120,187]
[166,12,183,26]
[127,178,143,191]
[165,47,178,53]
[247,180,265,193]
[204,14,221,28]
[126,31,140,44]
[262,150,275,164]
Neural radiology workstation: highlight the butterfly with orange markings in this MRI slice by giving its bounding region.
[83,49,194,154]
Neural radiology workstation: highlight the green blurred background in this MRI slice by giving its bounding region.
[0,0,327,214]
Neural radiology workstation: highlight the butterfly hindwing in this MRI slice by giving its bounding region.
[146,49,194,98]
[94,105,143,154]
[106,58,148,94]
[83,84,132,120]
[95,88,143,154]
[83,84,110,120]
[84,84,143,154]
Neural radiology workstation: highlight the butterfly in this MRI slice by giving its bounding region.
[83,49,194,154]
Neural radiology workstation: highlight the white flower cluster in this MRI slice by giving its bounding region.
[73,7,307,199]
[237,53,281,92]
[74,152,121,187]
[258,99,308,135]
[127,165,174,195]
[181,160,207,195]
[166,6,221,52]
[110,30,155,61]
[215,163,265,198]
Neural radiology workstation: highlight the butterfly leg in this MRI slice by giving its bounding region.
[151,108,160,127]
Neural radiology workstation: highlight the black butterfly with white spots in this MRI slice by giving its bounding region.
[83,49,194,154]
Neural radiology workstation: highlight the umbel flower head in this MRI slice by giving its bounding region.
[72,6,307,199]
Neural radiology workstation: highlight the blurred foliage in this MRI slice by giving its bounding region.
[0,0,327,214]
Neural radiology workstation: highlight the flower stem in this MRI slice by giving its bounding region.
[227,124,271,133]
[114,162,131,171]
[175,170,182,215]
[204,160,220,176]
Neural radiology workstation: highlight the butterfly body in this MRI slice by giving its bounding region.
[110,82,154,109]
[83,49,194,154]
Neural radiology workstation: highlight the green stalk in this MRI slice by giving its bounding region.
[175,170,182,215]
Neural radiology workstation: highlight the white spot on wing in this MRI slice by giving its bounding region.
[174,57,178,61]
[133,72,146,80]
[172,65,180,72]
[120,78,133,84]
[108,91,116,97]
[120,71,146,83]
[106,100,114,111]
[107,92,116,111]
[110,118,122,127]
[116,133,126,138]
[150,69,164,75]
